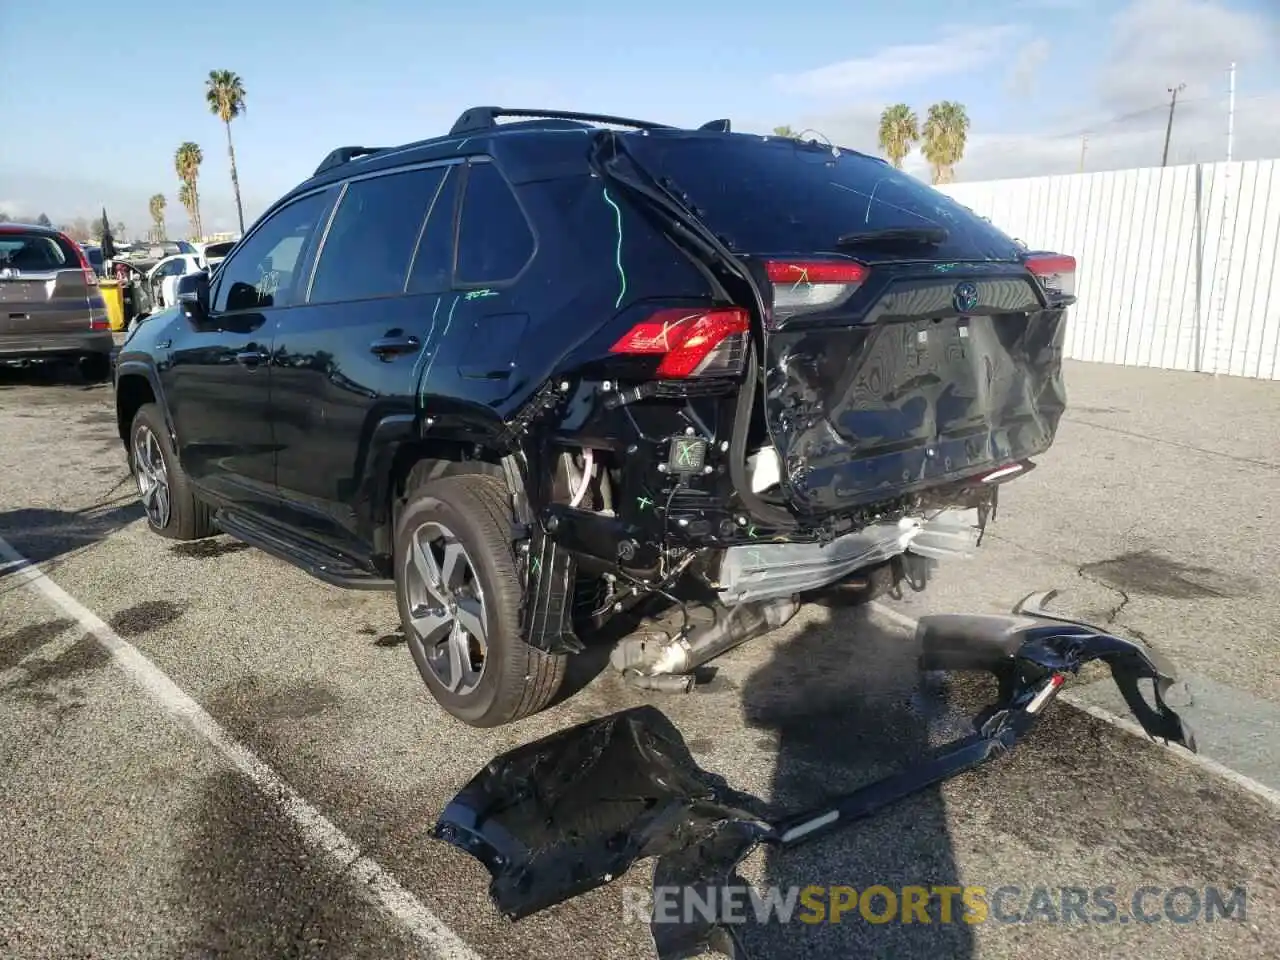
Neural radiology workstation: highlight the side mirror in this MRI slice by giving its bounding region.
[176,271,210,323]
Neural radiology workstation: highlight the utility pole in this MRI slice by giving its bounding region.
[1079,133,1088,173]
[1226,62,1236,162]
[1162,82,1185,167]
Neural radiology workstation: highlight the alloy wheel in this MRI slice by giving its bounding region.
[132,424,171,529]
[403,521,489,696]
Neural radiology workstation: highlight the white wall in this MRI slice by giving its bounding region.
[935,160,1280,381]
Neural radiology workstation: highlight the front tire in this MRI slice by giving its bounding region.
[128,403,216,540]
[394,473,566,727]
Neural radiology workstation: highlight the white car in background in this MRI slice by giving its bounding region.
[198,239,237,272]
[146,254,206,310]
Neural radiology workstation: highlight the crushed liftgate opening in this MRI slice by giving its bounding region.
[433,591,1196,960]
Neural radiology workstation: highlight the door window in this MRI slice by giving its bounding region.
[405,166,461,295]
[309,166,448,304]
[454,161,534,284]
[213,190,331,313]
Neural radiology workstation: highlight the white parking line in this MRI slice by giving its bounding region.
[0,534,482,960]
[867,601,1280,810]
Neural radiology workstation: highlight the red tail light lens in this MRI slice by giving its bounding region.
[1025,253,1075,298]
[60,232,99,287]
[765,259,868,321]
[609,307,751,378]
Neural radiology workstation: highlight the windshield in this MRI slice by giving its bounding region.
[618,132,1022,263]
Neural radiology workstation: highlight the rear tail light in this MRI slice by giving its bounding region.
[1025,253,1075,299]
[89,314,110,331]
[765,259,868,321]
[60,232,99,287]
[609,307,750,378]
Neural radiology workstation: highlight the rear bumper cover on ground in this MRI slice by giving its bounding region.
[433,590,1194,959]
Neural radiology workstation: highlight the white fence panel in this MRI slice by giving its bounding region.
[935,160,1280,380]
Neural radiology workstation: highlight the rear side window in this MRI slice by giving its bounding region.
[619,134,1022,262]
[455,162,534,284]
[214,190,331,313]
[309,166,447,304]
[0,233,72,272]
[406,166,461,295]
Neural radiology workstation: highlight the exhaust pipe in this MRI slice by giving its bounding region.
[611,596,801,679]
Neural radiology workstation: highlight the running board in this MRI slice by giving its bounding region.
[214,509,393,591]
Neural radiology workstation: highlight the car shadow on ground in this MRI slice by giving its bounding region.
[720,604,976,959]
[0,498,143,572]
[0,362,113,393]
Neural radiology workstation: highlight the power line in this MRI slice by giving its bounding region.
[1162,83,1186,167]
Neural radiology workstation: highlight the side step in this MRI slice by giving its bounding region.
[214,509,394,591]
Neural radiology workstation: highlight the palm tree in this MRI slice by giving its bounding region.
[205,70,247,233]
[772,125,797,138]
[178,183,198,239]
[877,103,920,169]
[921,101,970,185]
[174,142,204,238]
[149,194,166,240]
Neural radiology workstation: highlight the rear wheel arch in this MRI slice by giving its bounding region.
[390,441,508,515]
[368,437,514,563]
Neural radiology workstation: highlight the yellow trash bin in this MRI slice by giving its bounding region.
[99,279,126,331]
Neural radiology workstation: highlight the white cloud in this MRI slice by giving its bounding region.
[786,0,1280,182]
[772,24,1022,98]
[1096,0,1273,111]
[1006,38,1052,97]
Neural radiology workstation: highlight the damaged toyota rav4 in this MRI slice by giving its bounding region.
[113,107,1074,727]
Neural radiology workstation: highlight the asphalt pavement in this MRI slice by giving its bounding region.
[1,359,1277,960]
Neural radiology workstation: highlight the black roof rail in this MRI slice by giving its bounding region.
[449,106,676,136]
[313,146,385,177]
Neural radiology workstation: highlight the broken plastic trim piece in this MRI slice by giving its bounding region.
[432,592,1194,959]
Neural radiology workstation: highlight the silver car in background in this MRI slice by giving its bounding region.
[0,222,115,381]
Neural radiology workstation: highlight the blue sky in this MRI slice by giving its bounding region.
[3,0,1277,236]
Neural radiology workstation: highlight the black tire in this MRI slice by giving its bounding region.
[128,402,217,541]
[79,352,112,383]
[394,472,566,727]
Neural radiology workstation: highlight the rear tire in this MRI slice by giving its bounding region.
[394,472,566,727]
[128,403,217,541]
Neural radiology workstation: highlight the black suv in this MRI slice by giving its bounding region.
[113,107,1073,727]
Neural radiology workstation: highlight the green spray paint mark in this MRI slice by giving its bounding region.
[465,288,499,301]
[602,187,627,309]
[414,296,444,402]
[420,294,460,395]
[637,496,654,511]
[413,296,442,383]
